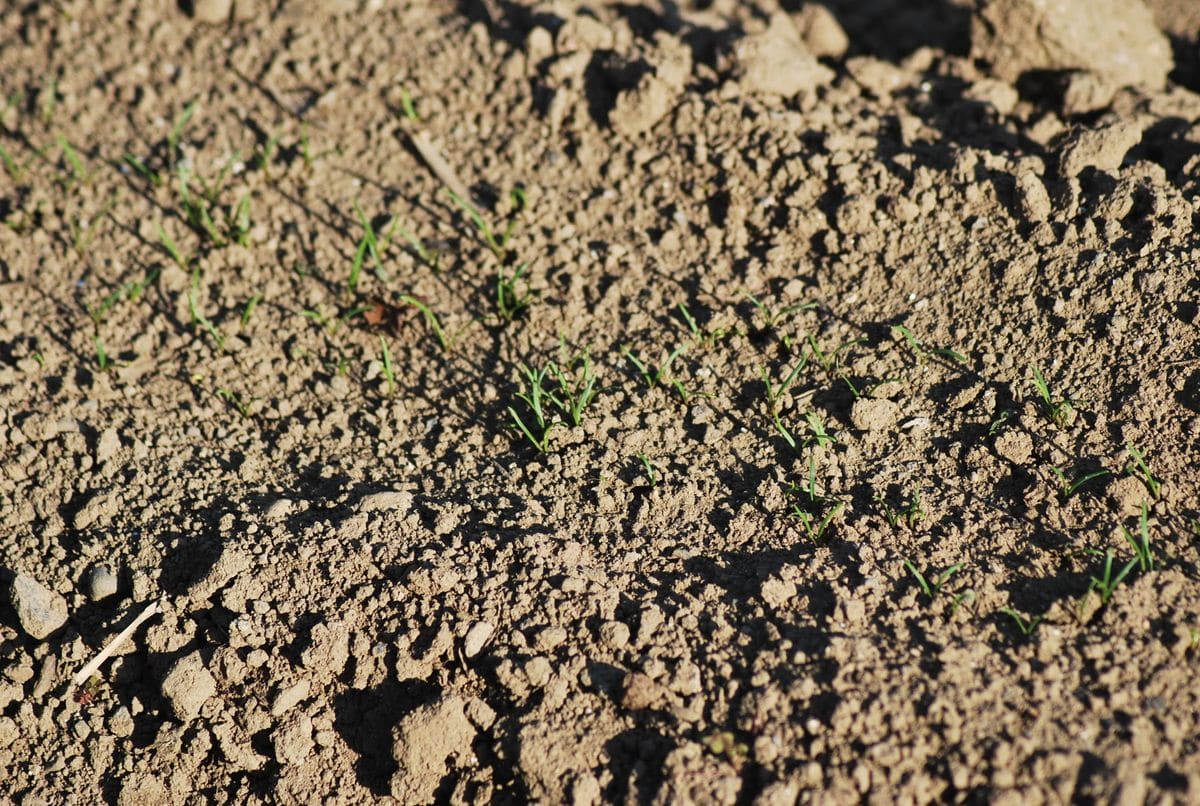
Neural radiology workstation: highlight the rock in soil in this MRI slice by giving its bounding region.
[7,573,68,640]
[85,565,119,601]
[390,694,477,802]
[725,13,833,98]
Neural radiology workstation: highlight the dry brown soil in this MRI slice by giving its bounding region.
[1,0,1199,803]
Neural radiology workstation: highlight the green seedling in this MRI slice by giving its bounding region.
[0,143,22,179]
[57,135,89,188]
[1030,365,1074,428]
[94,336,110,372]
[167,101,196,168]
[39,78,57,124]
[496,262,536,321]
[69,193,120,257]
[785,477,844,541]
[508,361,560,452]
[1047,466,1110,500]
[675,303,727,348]
[379,336,396,398]
[216,387,251,417]
[998,607,1042,637]
[637,453,657,487]
[1086,548,1136,606]
[891,324,967,365]
[399,295,460,352]
[877,488,925,530]
[806,333,864,378]
[622,345,692,402]
[157,225,188,270]
[254,132,280,175]
[549,350,598,427]
[745,292,815,331]
[394,223,441,273]
[120,153,160,187]
[399,88,419,122]
[988,409,1015,436]
[0,90,23,127]
[1121,502,1154,573]
[903,560,963,602]
[230,194,252,246]
[761,355,808,449]
[88,268,160,325]
[187,272,225,351]
[194,152,240,205]
[349,201,401,291]
[1124,443,1162,500]
[176,166,226,246]
[241,293,263,326]
[804,412,835,449]
[446,187,525,260]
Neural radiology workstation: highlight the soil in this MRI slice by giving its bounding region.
[1,0,1199,803]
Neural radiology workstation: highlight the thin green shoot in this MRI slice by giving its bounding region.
[759,357,807,446]
[216,387,251,417]
[167,101,196,168]
[988,409,1015,436]
[349,200,390,291]
[39,78,57,124]
[0,143,23,179]
[230,194,252,246]
[807,333,864,377]
[121,153,160,187]
[394,223,440,273]
[998,607,1042,637]
[255,132,280,175]
[507,362,561,452]
[1087,548,1136,605]
[94,336,110,372]
[57,135,88,187]
[1030,365,1074,428]
[637,453,657,487]
[549,350,598,427]
[1047,466,1110,499]
[1124,443,1162,500]
[379,336,396,398]
[399,88,419,122]
[877,488,924,529]
[398,295,452,352]
[904,560,963,601]
[241,293,263,326]
[744,292,815,330]
[496,262,535,321]
[69,193,120,257]
[188,272,225,351]
[446,188,524,259]
[804,412,835,449]
[891,324,967,365]
[176,166,225,246]
[1121,502,1154,573]
[788,495,844,542]
[88,269,158,325]
[157,225,188,269]
[676,303,727,348]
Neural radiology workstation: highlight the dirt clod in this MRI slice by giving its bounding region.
[159,652,217,722]
[390,694,476,803]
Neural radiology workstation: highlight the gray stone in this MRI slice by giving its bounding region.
[160,651,217,720]
[8,573,69,640]
[86,565,119,601]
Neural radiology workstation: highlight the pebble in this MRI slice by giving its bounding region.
[463,621,494,658]
[598,621,630,650]
[356,490,413,515]
[31,655,56,699]
[108,706,134,737]
[8,573,69,640]
[86,565,119,601]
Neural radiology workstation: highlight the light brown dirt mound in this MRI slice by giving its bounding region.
[1,0,1199,803]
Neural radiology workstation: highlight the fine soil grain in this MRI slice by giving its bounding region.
[1,0,1199,803]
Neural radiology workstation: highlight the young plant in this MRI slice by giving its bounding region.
[1047,465,1110,500]
[622,344,692,402]
[1086,548,1136,605]
[94,336,110,372]
[675,303,727,348]
[229,194,252,246]
[761,355,808,449]
[496,262,535,321]
[1121,503,1154,573]
[508,361,560,452]
[254,132,280,176]
[998,607,1042,637]
[891,324,967,365]
[157,225,187,269]
[57,135,89,189]
[241,293,263,326]
[399,88,419,122]
[549,350,598,427]
[1124,443,1162,500]
[806,333,864,378]
[176,166,225,246]
[876,488,925,530]
[187,272,225,351]
[121,153,161,187]
[69,193,120,258]
[216,387,252,417]
[790,499,845,542]
[637,453,657,487]
[903,560,963,602]
[379,336,396,398]
[803,412,835,449]
[446,187,525,260]
[167,101,196,169]
[745,292,815,331]
[1030,365,1074,428]
[399,295,455,352]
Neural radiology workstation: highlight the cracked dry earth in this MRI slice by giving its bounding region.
[1,0,1199,803]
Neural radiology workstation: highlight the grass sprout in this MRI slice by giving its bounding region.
[807,333,864,378]
[446,187,525,260]
[241,293,263,326]
[496,262,536,321]
[167,101,196,168]
[1124,443,1162,500]
[398,295,455,352]
[745,292,815,331]
[549,350,598,427]
[998,607,1042,637]
[891,324,967,365]
[1030,365,1074,428]
[1047,466,1110,499]
[188,272,224,351]
[1121,502,1154,573]
[216,387,252,417]
[876,488,925,529]
[622,345,692,402]
[508,361,560,452]
[903,560,963,601]
[637,453,657,487]
[157,225,188,269]
[1086,548,1136,606]
[94,336,110,372]
[676,303,727,348]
